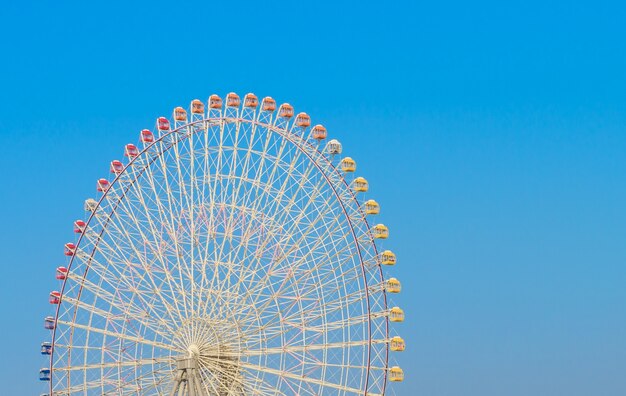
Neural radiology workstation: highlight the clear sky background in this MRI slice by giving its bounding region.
[1,1,625,395]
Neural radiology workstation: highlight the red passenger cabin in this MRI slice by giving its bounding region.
[96,178,110,192]
[124,144,139,157]
[110,160,124,174]
[157,117,170,131]
[73,220,86,233]
[140,129,154,143]
[56,266,68,280]
[64,243,76,256]
[49,291,61,304]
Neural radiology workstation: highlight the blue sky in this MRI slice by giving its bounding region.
[1,1,626,395]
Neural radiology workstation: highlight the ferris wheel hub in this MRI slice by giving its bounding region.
[187,344,200,358]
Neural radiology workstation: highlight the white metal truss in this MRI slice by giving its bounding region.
[45,94,401,395]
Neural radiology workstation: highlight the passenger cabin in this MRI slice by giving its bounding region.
[381,250,396,265]
[125,143,139,157]
[372,224,389,239]
[311,124,327,140]
[244,93,259,108]
[364,199,380,215]
[386,278,401,293]
[261,97,276,112]
[157,117,170,131]
[390,307,405,323]
[174,106,187,121]
[39,368,51,381]
[56,267,68,280]
[96,178,110,192]
[278,103,294,119]
[341,157,356,172]
[110,160,124,174]
[389,366,404,382]
[49,291,61,305]
[390,336,405,352]
[44,316,55,330]
[295,112,311,127]
[40,342,52,355]
[353,177,368,192]
[140,129,154,143]
[64,243,76,256]
[84,198,98,212]
[326,139,342,155]
[73,220,86,233]
[226,92,240,107]
[209,94,223,109]
[191,99,204,114]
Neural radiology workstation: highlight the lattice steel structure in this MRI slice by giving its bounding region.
[40,93,405,395]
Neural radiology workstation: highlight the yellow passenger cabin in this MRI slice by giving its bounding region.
[390,307,404,323]
[389,366,404,382]
[381,250,396,265]
[364,199,379,215]
[372,224,389,239]
[386,278,401,293]
[390,336,405,352]
[353,177,368,193]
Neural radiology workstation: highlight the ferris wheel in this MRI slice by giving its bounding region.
[39,92,405,395]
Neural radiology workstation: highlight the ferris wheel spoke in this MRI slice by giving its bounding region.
[87,192,187,332]
[234,219,356,331]
[220,166,333,322]
[203,123,264,321]
[118,157,194,328]
[242,338,381,356]
[148,135,194,321]
[62,270,176,341]
[56,319,181,353]
[240,361,375,396]
[70,233,182,336]
[52,357,172,372]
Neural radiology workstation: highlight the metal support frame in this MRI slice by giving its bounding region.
[170,355,204,396]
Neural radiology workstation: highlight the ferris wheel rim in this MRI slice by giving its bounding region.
[46,97,397,395]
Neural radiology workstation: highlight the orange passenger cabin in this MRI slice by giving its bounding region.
[261,97,276,112]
